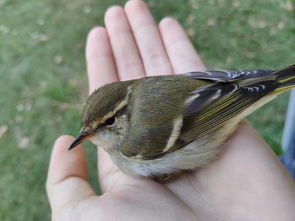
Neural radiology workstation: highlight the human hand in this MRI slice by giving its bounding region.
[46,1,295,220]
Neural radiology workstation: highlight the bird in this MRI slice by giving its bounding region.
[69,64,295,182]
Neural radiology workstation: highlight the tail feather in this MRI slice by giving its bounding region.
[274,64,295,86]
[272,64,295,92]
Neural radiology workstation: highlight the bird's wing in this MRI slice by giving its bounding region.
[184,69,274,82]
[173,80,277,151]
[176,66,295,148]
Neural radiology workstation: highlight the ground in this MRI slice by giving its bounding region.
[0,0,294,220]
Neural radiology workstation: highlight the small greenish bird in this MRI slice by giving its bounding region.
[69,64,295,182]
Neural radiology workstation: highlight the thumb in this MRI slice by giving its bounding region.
[46,135,95,215]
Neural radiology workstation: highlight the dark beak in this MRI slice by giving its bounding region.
[68,132,92,150]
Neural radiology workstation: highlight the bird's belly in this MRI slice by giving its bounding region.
[108,119,239,177]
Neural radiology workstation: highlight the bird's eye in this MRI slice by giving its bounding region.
[105,117,115,125]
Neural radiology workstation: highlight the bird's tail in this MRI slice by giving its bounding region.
[273,64,295,93]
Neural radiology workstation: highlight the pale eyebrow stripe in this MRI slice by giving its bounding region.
[96,85,133,127]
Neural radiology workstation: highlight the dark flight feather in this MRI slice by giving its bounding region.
[186,69,274,82]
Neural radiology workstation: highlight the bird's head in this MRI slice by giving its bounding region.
[69,80,134,150]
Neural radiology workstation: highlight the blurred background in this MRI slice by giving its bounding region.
[0,0,294,220]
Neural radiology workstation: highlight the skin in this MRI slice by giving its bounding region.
[46,0,295,220]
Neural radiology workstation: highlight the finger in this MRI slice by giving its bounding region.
[159,17,206,73]
[86,27,118,93]
[105,6,145,80]
[125,0,173,76]
[46,136,95,214]
[85,27,122,191]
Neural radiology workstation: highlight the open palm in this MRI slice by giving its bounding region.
[46,1,295,220]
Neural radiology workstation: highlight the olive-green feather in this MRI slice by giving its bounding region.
[120,75,208,159]
[82,80,134,127]
[121,64,295,160]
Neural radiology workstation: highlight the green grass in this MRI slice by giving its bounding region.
[0,0,294,220]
